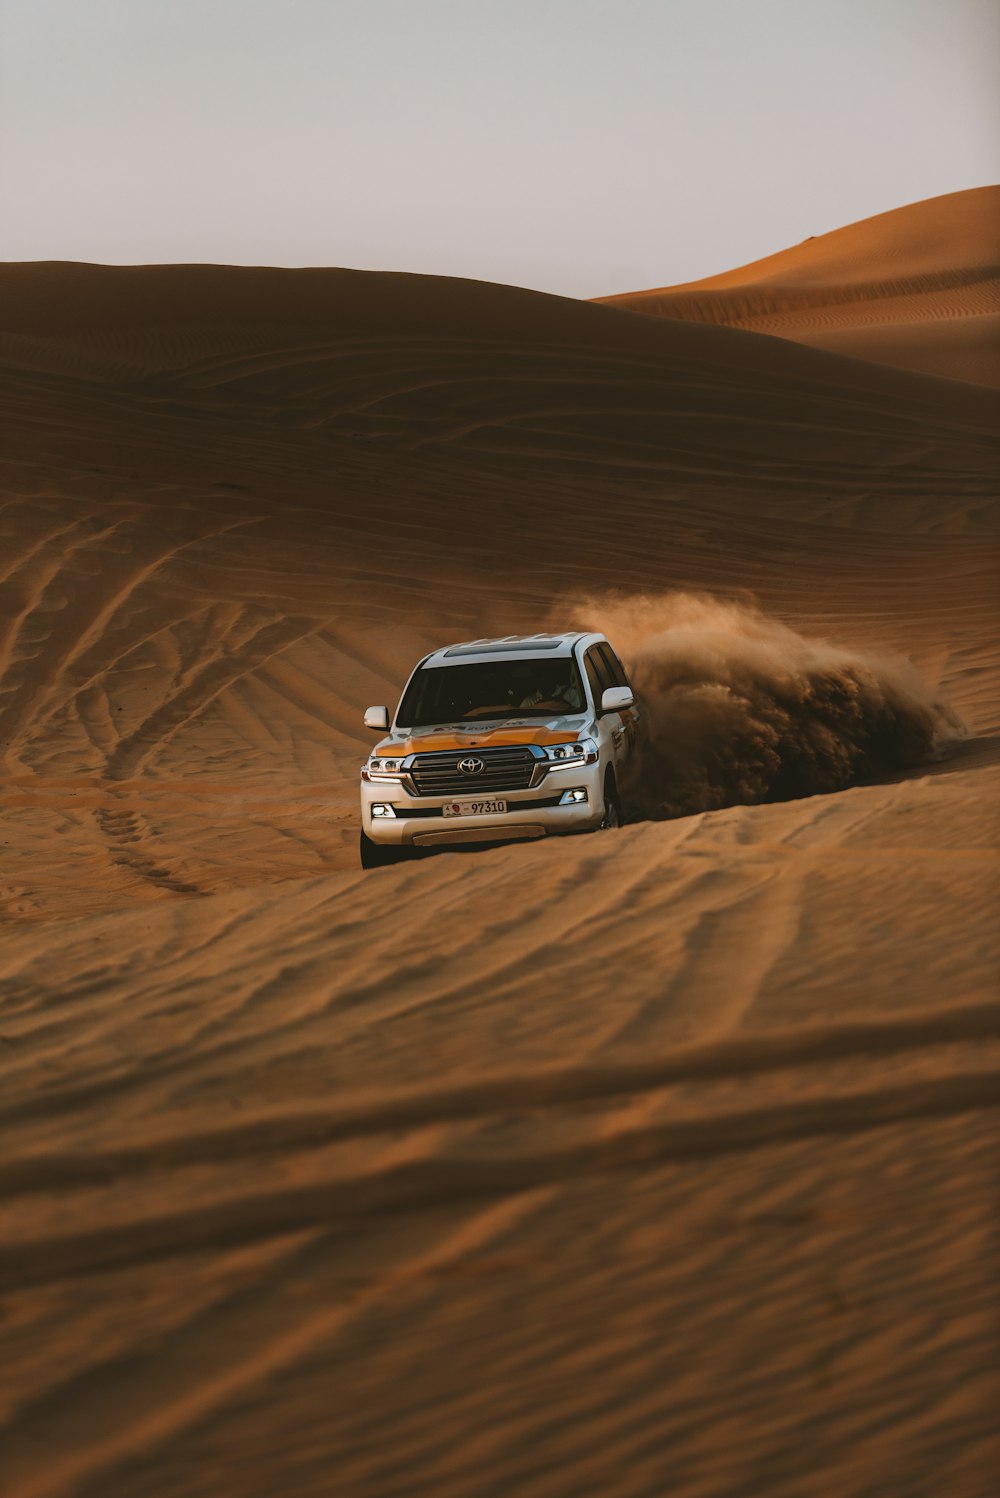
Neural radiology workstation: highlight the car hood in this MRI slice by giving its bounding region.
[373,716,590,756]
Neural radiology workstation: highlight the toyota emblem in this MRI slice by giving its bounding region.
[458,756,486,775]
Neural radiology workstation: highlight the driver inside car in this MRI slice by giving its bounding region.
[518,675,583,711]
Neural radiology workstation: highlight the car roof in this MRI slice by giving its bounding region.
[422,631,604,668]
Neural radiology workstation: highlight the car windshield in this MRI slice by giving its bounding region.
[397,658,586,727]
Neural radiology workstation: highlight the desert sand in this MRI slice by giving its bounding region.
[1,189,998,1496]
[598,185,1000,388]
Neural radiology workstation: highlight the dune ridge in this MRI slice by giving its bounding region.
[597,187,1000,387]
[1,238,998,1496]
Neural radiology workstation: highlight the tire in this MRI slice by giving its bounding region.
[360,830,410,868]
[599,775,622,830]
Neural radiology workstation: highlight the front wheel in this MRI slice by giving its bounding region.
[599,778,622,830]
[360,830,410,869]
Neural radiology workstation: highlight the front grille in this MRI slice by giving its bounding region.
[409,746,538,797]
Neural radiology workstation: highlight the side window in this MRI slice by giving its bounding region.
[598,642,631,690]
[584,646,613,710]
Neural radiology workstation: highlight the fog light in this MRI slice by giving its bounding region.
[371,803,396,818]
[559,787,588,805]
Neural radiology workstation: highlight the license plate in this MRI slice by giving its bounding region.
[442,797,507,818]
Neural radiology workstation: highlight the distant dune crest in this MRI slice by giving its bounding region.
[596,187,1000,388]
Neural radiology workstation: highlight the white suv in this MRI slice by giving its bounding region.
[359,632,640,867]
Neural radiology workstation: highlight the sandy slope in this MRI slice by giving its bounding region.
[1,257,998,1497]
[597,187,1000,388]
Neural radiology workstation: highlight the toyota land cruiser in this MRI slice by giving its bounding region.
[359,632,639,867]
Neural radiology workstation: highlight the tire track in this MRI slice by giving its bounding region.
[1,1191,551,1498]
[103,614,320,780]
[93,807,202,898]
[2,999,998,1200]
[605,868,804,1045]
[20,518,266,754]
[0,1068,997,1294]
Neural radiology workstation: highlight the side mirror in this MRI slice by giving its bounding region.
[363,705,390,731]
[600,685,634,714]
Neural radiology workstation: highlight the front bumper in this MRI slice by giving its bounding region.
[360,762,606,846]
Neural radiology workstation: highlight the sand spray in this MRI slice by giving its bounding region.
[558,591,965,819]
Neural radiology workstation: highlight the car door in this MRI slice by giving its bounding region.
[597,642,640,763]
[583,644,627,775]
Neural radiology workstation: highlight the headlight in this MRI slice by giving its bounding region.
[543,739,598,769]
[366,756,405,779]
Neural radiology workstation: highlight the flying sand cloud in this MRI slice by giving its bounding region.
[565,592,965,820]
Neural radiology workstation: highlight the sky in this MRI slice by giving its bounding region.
[1,0,996,297]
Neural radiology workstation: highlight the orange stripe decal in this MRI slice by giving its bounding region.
[376,726,580,755]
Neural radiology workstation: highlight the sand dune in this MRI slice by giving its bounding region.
[597,187,1000,388]
[1,249,998,1496]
